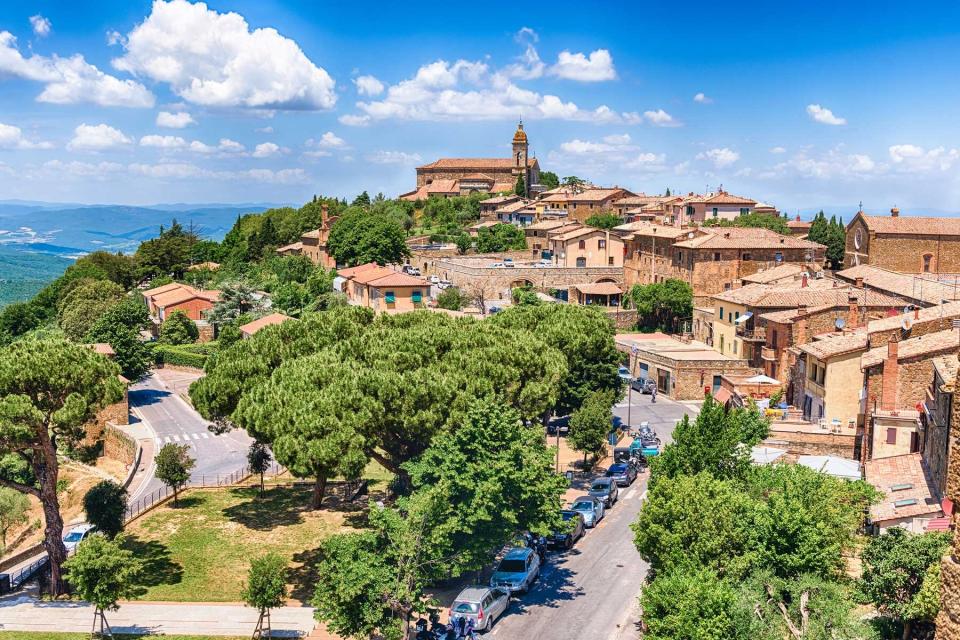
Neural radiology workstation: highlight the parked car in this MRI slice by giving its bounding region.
[449,586,510,633]
[547,510,585,549]
[588,477,619,508]
[605,462,638,487]
[630,378,657,394]
[489,547,541,595]
[429,275,440,284]
[569,495,604,528]
[402,265,422,276]
[437,279,452,290]
[62,524,96,554]
[546,415,570,436]
[613,447,647,471]
[618,366,633,382]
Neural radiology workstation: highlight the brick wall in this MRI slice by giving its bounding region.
[103,423,137,466]
[433,258,624,300]
[869,235,960,274]
[417,167,517,188]
[936,372,960,639]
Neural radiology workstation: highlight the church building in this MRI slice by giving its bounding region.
[401,122,541,200]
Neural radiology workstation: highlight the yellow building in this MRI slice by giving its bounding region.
[797,333,868,428]
[338,263,429,313]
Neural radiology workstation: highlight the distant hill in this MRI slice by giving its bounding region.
[0,200,287,307]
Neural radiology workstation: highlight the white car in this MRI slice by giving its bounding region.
[437,279,452,290]
[62,524,96,554]
[429,275,440,284]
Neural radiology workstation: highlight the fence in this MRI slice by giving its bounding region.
[8,555,48,590]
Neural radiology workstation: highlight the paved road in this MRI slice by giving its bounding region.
[128,370,252,502]
[486,395,697,640]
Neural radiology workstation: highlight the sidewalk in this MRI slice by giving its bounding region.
[0,593,316,637]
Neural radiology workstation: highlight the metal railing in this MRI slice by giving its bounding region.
[9,555,49,590]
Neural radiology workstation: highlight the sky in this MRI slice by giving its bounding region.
[2,0,960,215]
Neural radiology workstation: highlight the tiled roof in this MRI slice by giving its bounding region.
[613,195,657,206]
[240,312,293,336]
[491,183,516,193]
[188,261,220,271]
[856,213,960,236]
[496,199,532,214]
[865,453,943,523]
[525,220,571,231]
[787,219,813,229]
[418,158,536,169]
[673,227,824,250]
[740,264,805,284]
[713,280,902,309]
[337,262,384,278]
[932,354,958,391]
[143,282,182,297]
[153,285,219,308]
[835,265,960,304]
[612,222,692,239]
[552,226,604,242]
[573,282,622,295]
[703,191,757,205]
[866,300,960,333]
[566,188,629,203]
[277,241,303,252]
[799,332,868,360]
[482,195,521,205]
[461,173,494,181]
[367,272,429,288]
[861,328,960,368]
[89,343,115,356]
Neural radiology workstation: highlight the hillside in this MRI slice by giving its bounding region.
[0,247,73,307]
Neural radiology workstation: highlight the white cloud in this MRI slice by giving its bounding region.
[560,139,617,154]
[113,0,336,110]
[754,146,881,180]
[806,104,846,126]
[625,152,667,170]
[506,27,544,80]
[156,111,195,128]
[770,146,787,154]
[366,150,422,165]
[106,30,125,46]
[693,92,712,104]
[308,132,347,149]
[350,58,633,124]
[186,138,245,154]
[217,138,245,153]
[303,150,331,158]
[42,159,125,178]
[603,133,631,145]
[255,126,274,134]
[354,75,384,97]
[140,134,187,149]
[252,142,282,158]
[550,134,666,173]
[888,144,960,173]
[0,123,53,149]
[697,147,740,168]
[549,49,616,82]
[0,31,154,107]
[29,15,51,38]
[644,109,680,127]
[125,162,308,184]
[67,123,133,151]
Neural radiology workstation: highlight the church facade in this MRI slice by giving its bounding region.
[401,122,541,200]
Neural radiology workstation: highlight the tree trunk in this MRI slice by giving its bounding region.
[902,620,912,640]
[311,475,327,510]
[172,485,179,507]
[34,431,68,597]
[259,472,264,497]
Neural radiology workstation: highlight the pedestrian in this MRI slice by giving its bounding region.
[651,384,657,403]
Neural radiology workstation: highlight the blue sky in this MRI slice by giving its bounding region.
[1,0,960,214]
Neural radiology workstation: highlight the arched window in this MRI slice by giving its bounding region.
[922,254,933,273]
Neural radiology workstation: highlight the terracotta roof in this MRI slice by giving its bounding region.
[551,226,606,242]
[491,183,516,193]
[835,265,960,305]
[673,227,824,250]
[525,220,571,231]
[143,282,182,297]
[367,272,429,288]
[567,188,629,203]
[418,158,536,170]
[799,332,868,360]
[740,264,805,284]
[482,195,522,205]
[759,304,835,324]
[703,191,757,205]
[861,328,960,368]
[240,312,293,336]
[188,261,220,271]
[152,284,220,308]
[613,195,657,206]
[277,241,303,252]
[496,199,533,214]
[865,453,943,523]
[855,213,960,236]
[573,282,623,295]
[787,219,813,229]
[460,173,494,182]
[338,262,388,279]
[932,354,958,391]
[89,343,115,356]
[613,222,692,239]
[713,280,902,309]
[866,300,960,333]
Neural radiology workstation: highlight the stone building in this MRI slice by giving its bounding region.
[403,122,540,199]
[936,352,960,640]
[835,264,960,307]
[547,226,624,268]
[845,207,960,273]
[564,188,632,223]
[679,190,758,224]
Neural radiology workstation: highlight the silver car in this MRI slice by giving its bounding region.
[588,477,619,508]
[449,586,510,633]
[570,495,604,527]
[489,547,541,595]
[62,524,96,554]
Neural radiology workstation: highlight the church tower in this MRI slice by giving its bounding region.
[512,120,529,196]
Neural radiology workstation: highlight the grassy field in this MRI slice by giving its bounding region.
[124,485,364,603]
[0,635,245,640]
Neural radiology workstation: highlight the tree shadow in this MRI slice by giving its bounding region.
[288,545,324,604]
[127,387,172,408]
[169,494,203,509]
[122,536,183,591]
[222,486,307,530]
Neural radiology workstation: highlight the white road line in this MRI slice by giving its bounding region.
[164,436,172,444]
[639,490,648,501]
[154,437,161,447]
[191,433,200,440]
[172,435,180,442]
[201,433,209,439]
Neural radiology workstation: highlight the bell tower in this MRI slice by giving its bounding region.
[512,119,529,196]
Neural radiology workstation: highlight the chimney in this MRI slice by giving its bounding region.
[890,206,900,217]
[321,203,329,228]
[801,273,808,288]
[795,213,801,222]
[881,335,899,411]
[795,316,807,345]
[723,231,731,238]
[847,293,859,329]
[855,276,864,289]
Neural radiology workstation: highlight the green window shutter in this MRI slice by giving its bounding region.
[385,291,396,303]
[412,291,422,303]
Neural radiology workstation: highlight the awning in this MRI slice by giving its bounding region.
[734,311,753,324]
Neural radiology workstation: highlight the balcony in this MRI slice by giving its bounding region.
[737,326,766,341]
[761,346,777,362]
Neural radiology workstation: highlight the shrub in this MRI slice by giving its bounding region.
[83,481,128,539]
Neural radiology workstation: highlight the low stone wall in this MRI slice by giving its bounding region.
[604,308,637,331]
[938,551,960,640]
[0,543,45,572]
[763,429,857,458]
[433,257,624,300]
[103,423,137,466]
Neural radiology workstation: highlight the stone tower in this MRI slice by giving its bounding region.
[936,353,960,640]
[512,120,529,196]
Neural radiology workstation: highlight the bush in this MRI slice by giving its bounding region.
[437,287,469,311]
[154,344,207,369]
[159,310,199,345]
[83,480,128,539]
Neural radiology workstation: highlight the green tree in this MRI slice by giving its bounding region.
[208,279,269,325]
[57,280,126,341]
[539,171,560,190]
[585,213,622,229]
[134,219,199,280]
[568,390,613,466]
[352,191,371,207]
[159,310,199,345]
[216,323,243,349]
[625,279,693,332]
[154,443,195,506]
[0,486,30,550]
[0,338,122,595]
[476,223,526,252]
[562,175,587,188]
[436,287,469,311]
[860,528,951,636]
[404,400,567,575]
[242,553,288,638]
[0,302,40,345]
[85,299,153,380]
[63,534,143,637]
[640,567,748,640]
[703,213,790,235]
[328,207,411,267]
[454,233,472,255]
[514,174,526,196]
[247,441,272,497]
[83,480,128,539]
[664,187,671,196]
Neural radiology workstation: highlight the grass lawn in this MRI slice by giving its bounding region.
[0,635,246,640]
[124,485,364,603]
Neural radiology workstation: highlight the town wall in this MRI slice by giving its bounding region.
[433,258,623,301]
[935,376,960,640]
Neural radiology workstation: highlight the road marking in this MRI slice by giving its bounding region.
[172,435,180,442]
[191,433,200,440]
[163,436,171,444]
[639,490,648,501]
[623,487,637,500]
[154,437,161,447]
[201,433,209,439]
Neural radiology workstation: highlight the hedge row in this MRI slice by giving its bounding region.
[153,344,208,368]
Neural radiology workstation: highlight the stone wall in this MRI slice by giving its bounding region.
[433,258,623,301]
[763,429,857,458]
[82,386,129,446]
[869,313,960,349]
[671,361,755,400]
[416,167,517,188]
[103,423,137,466]
[869,235,960,274]
[936,367,960,640]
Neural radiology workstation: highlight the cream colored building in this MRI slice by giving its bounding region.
[798,336,867,429]
[548,226,624,268]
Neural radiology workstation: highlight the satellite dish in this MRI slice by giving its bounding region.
[687,232,694,239]
[901,317,913,331]
[835,318,846,330]
[903,305,914,315]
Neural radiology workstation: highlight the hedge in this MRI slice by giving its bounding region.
[153,344,208,368]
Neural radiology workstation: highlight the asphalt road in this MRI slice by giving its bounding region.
[485,394,698,640]
[128,371,252,502]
